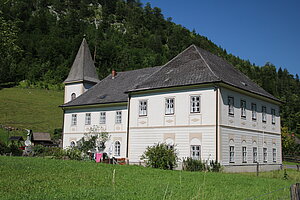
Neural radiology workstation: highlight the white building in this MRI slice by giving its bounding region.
[61,39,282,172]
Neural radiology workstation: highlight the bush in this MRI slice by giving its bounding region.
[183,158,222,172]
[141,143,178,170]
[209,160,222,172]
[32,145,46,156]
[0,141,9,155]
[183,157,206,171]
[6,143,23,156]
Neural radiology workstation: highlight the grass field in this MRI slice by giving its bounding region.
[0,88,63,141]
[0,157,299,200]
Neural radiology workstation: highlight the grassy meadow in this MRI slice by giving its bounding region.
[0,156,299,200]
[0,88,63,141]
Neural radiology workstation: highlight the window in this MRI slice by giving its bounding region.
[190,96,200,113]
[71,114,77,126]
[242,146,247,163]
[165,98,175,115]
[114,141,121,156]
[241,100,246,118]
[263,148,267,163]
[271,109,275,124]
[253,147,258,163]
[228,97,234,115]
[116,111,122,124]
[190,145,201,160]
[272,148,276,162]
[71,93,76,100]
[262,106,267,122]
[139,100,147,116]
[85,113,91,125]
[100,112,106,124]
[251,103,257,120]
[167,144,174,150]
[229,146,235,163]
[70,141,76,147]
[166,138,174,150]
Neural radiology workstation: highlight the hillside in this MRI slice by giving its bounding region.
[1,156,298,199]
[0,0,299,135]
[0,88,63,140]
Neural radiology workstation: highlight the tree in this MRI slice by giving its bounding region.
[0,13,22,83]
[76,126,110,154]
[141,143,178,170]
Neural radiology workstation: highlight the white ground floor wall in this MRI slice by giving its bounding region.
[219,125,282,167]
[128,125,216,163]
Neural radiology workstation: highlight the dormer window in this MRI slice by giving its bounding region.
[71,93,76,100]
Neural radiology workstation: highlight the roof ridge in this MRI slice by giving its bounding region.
[193,45,220,81]
[82,39,85,81]
[131,45,195,90]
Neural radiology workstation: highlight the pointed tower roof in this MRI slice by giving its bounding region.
[64,38,100,84]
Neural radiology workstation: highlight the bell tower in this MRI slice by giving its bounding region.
[63,38,99,103]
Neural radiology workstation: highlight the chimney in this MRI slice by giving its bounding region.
[112,69,117,79]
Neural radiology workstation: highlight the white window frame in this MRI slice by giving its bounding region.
[190,145,201,160]
[100,112,106,124]
[241,100,246,118]
[114,141,121,156]
[139,100,147,116]
[190,96,200,113]
[271,109,275,124]
[242,146,247,163]
[251,103,257,120]
[272,148,276,162]
[165,98,175,115]
[229,146,235,163]
[71,114,77,126]
[263,147,267,163]
[228,96,234,115]
[116,111,122,124]
[85,113,91,125]
[253,147,258,163]
[262,106,267,122]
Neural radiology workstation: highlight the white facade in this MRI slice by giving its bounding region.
[63,104,128,158]
[62,83,282,171]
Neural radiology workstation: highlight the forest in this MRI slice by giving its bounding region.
[0,0,299,148]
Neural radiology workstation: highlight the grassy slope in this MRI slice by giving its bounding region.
[0,88,63,140]
[0,157,299,200]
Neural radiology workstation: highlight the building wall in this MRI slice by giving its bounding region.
[63,105,128,158]
[128,87,217,163]
[218,87,282,167]
[64,83,84,103]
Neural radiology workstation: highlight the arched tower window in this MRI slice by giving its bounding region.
[71,93,76,100]
[114,141,121,156]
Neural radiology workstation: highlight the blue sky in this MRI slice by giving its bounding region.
[140,0,300,76]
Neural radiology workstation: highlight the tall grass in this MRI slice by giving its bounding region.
[0,156,297,200]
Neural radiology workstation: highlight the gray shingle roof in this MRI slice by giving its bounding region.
[64,38,100,84]
[62,44,279,107]
[129,45,278,101]
[62,66,162,107]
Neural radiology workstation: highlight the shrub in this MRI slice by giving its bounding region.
[0,141,9,155]
[209,160,222,172]
[7,143,23,156]
[183,157,206,171]
[32,145,46,156]
[141,143,178,170]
